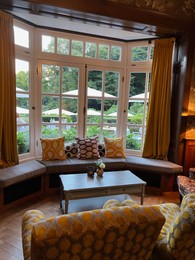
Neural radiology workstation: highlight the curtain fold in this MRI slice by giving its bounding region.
[0,11,19,167]
[142,38,175,160]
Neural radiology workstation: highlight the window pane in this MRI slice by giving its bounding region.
[103,126,116,138]
[42,35,55,53]
[128,102,144,124]
[86,126,101,138]
[87,99,101,124]
[126,127,142,150]
[85,42,97,58]
[62,67,79,93]
[98,44,109,60]
[131,46,148,61]
[104,100,118,124]
[57,38,70,55]
[71,40,83,57]
[17,126,30,154]
[129,73,146,97]
[16,59,30,91]
[42,125,59,138]
[150,46,154,60]
[42,96,59,122]
[17,98,29,123]
[105,71,119,97]
[62,126,77,143]
[62,97,78,123]
[88,70,103,93]
[14,26,29,48]
[111,46,121,61]
[42,65,60,94]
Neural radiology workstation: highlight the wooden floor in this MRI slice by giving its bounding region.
[0,191,180,260]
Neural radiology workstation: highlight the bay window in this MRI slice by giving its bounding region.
[14,20,153,160]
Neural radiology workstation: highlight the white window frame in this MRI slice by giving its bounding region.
[14,20,153,160]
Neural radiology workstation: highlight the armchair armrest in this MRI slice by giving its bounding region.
[22,210,45,260]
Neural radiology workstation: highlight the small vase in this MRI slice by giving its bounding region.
[96,167,104,177]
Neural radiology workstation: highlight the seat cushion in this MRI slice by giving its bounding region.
[0,160,46,188]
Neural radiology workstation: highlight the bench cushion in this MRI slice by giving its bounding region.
[39,157,126,174]
[125,156,183,174]
[0,160,46,188]
[39,156,182,175]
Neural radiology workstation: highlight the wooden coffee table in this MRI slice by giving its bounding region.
[59,170,146,214]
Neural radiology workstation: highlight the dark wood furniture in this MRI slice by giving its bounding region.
[183,138,195,176]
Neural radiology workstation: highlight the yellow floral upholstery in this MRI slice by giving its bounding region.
[22,210,45,260]
[153,193,195,260]
[103,198,137,209]
[22,206,165,260]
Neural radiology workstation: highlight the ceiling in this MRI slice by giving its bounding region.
[9,10,155,41]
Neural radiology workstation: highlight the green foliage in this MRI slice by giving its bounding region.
[111,46,121,61]
[85,42,96,58]
[71,40,83,56]
[42,126,59,138]
[132,46,148,62]
[130,73,146,96]
[130,114,143,124]
[42,65,60,94]
[98,44,109,59]
[126,133,141,150]
[17,131,29,154]
[86,126,100,138]
[62,128,77,143]
[16,71,29,91]
[62,67,79,92]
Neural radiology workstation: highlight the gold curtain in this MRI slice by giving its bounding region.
[142,38,175,160]
[0,11,19,167]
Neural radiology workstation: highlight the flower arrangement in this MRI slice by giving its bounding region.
[96,159,105,169]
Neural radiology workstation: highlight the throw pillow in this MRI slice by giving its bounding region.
[75,136,100,159]
[104,137,126,158]
[40,137,66,160]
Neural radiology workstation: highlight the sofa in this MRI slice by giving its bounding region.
[104,193,195,260]
[22,204,165,260]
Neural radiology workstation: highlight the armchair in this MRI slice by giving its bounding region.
[22,205,165,260]
[104,194,195,260]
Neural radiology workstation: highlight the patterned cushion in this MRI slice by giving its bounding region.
[104,137,126,158]
[177,175,195,196]
[75,136,100,159]
[40,137,66,160]
[65,143,78,158]
[103,198,137,209]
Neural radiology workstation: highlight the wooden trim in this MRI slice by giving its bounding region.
[1,0,194,36]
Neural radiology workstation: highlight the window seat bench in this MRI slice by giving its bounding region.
[0,160,46,209]
[39,155,183,194]
[0,156,182,209]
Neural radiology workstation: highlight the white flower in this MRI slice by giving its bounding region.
[99,162,105,169]
[96,159,105,169]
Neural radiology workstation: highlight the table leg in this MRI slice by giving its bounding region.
[141,186,145,205]
[65,199,69,214]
